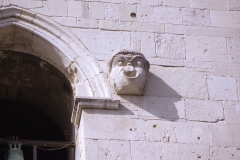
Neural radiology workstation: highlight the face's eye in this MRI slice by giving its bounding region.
[136,60,143,67]
[118,60,123,66]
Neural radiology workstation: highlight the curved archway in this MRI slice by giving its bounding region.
[0,6,113,98]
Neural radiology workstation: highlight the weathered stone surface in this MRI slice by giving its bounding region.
[178,144,210,160]
[50,0,67,16]
[190,0,226,10]
[186,36,228,62]
[163,0,189,8]
[89,2,104,20]
[162,143,178,160]
[137,5,154,22]
[154,6,182,24]
[130,141,162,160]
[227,0,240,11]
[135,119,176,142]
[146,66,207,99]
[104,3,119,20]
[223,101,240,125]
[156,34,185,59]
[182,8,210,26]
[210,146,240,160]
[119,4,137,22]
[213,62,240,77]
[175,122,211,145]
[210,124,240,146]
[207,76,238,101]
[67,1,82,17]
[185,99,224,122]
[132,96,185,120]
[211,11,240,28]
[228,38,240,63]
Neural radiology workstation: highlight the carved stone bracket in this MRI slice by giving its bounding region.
[71,97,120,126]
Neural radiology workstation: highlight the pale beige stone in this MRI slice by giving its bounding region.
[211,11,240,28]
[156,34,185,59]
[137,5,154,22]
[186,35,228,62]
[163,0,190,7]
[207,76,238,101]
[185,99,224,122]
[89,2,104,20]
[223,101,240,125]
[178,144,210,160]
[214,62,240,77]
[67,1,82,17]
[130,141,162,160]
[162,143,178,160]
[182,8,210,26]
[228,38,240,63]
[210,124,240,146]
[210,146,240,160]
[227,0,240,11]
[50,0,67,16]
[104,3,118,20]
[146,66,207,99]
[119,4,137,22]
[175,122,211,145]
[154,6,182,24]
[190,0,226,10]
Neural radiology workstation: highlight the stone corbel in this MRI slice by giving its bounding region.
[71,97,120,126]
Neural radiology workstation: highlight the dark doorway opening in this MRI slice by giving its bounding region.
[0,100,68,160]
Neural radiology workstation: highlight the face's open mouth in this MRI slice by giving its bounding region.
[123,70,139,78]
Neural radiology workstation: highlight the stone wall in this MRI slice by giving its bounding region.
[1,0,240,160]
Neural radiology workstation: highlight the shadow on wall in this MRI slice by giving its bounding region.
[121,72,183,121]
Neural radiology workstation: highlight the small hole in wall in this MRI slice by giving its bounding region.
[153,124,157,128]
[198,156,201,158]
[130,128,132,131]
[130,13,136,18]
[197,137,200,140]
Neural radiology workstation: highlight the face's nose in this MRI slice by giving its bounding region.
[127,61,132,66]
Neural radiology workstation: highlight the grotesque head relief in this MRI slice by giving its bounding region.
[109,51,150,95]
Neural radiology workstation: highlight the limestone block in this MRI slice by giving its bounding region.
[162,143,178,160]
[156,34,185,59]
[119,4,137,22]
[146,66,207,99]
[178,144,210,160]
[184,61,212,69]
[182,8,210,26]
[213,62,240,77]
[130,141,162,160]
[77,18,99,28]
[50,0,67,16]
[223,101,240,125]
[228,38,240,63]
[82,117,137,140]
[137,5,154,22]
[75,30,131,55]
[132,96,185,120]
[104,3,118,20]
[148,58,184,67]
[227,0,240,11]
[186,36,228,62]
[89,2,104,20]
[163,0,190,8]
[129,0,160,6]
[98,140,131,160]
[211,11,240,28]
[140,32,155,57]
[82,1,89,18]
[175,122,211,145]
[130,33,141,52]
[67,1,82,17]
[135,119,176,142]
[210,146,240,160]
[29,2,51,16]
[207,76,238,101]
[210,124,240,146]
[0,27,14,46]
[190,0,226,10]
[165,24,185,35]
[185,99,224,122]
[84,139,98,160]
[99,20,164,33]
[154,6,182,25]
[3,0,43,9]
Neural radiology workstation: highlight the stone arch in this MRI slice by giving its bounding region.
[0,6,112,98]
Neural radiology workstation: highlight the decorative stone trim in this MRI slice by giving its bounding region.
[71,97,120,126]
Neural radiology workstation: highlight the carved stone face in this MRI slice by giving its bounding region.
[109,52,149,95]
